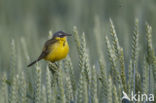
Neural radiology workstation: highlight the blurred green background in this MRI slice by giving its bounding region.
[0,0,156,72]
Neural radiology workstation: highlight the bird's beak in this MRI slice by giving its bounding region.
[65,33,72,36]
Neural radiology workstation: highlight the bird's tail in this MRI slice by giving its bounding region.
[27,60,38,67]
[27,57,42,67]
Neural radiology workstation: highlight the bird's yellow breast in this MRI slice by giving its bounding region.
[44,37,69,62]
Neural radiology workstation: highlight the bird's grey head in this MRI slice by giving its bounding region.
[53,31,72,38]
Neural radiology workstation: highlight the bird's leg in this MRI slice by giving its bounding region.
[48,62,60,87]
[54,62,58,68]
[48,62,58,73]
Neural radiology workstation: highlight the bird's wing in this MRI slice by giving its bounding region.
[37,39,58,61]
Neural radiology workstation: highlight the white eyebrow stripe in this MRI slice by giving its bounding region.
[59,33,64,36]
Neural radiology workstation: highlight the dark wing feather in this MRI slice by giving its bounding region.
[37,38,58,60]
[27,38,58,67]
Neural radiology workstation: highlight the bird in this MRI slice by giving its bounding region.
[27,31,72,67]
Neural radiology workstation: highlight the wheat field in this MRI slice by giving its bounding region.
[0,0,156,103]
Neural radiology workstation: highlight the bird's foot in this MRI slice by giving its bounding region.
[48,62,58,73]
[54,63,59,68]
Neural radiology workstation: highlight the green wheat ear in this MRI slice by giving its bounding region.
[145,23,155,94]
[10,39,17,80]
[1,73,8,103]
[127,60,133,96]
[57,69,66,103]
[83,75,88,103]
[79,32,91,85]
[153,57,156,82]
[142,57,149,94]
[113,85,119,103]
[41,86,47,103]
[131,19,139,64]
[131,19,139,94]
[152,57,156,99]
[107,75,112,103]
[34,65,41,103]
[119,48,127,91]
[110,19,127,92]
[73,26,81,53]
[118,84,123,102]
[99,59,108,100]
[146,23,155,65]
[10,75,19,103]
[46,66,52,103]
[73,27,91,86]
[19,72,27,103]
[64,71,74,103]
[109,18,120,58]
[77,68,89,103]
[91,65,98,103]
[64,57,74,102]
[105,36,121,86]
[135,72,142,93]
[48,62,58,103]
[64,56,76,97]
[77,69,86,103]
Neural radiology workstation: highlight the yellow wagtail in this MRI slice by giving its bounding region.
[27,31,72,67]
